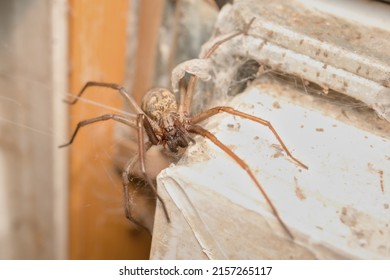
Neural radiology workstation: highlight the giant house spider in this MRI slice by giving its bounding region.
[60,18,308,240]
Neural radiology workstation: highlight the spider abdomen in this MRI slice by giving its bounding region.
[141,88,177,121]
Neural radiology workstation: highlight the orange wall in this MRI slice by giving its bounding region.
[67,0,154,259]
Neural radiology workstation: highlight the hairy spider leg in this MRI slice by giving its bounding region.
[188,124,294,240]
[64,81,144,115]
[59,111,170,229]
[59,114,137,148]
[181,17,255,114]
[191,106,308,169]
[122,141,155,233]
[62,81,170,230]
[136,114,171,223]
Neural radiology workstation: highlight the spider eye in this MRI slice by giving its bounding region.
[165,126,173,133]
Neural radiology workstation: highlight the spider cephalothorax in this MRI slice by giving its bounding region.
[60,18,308,239]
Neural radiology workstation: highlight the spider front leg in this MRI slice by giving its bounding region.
[60,112,170,231]
[188,105,308,239]
[122,141,155,233]
[191,106,308,170]
[135,114,171,224]
[63,81,143,114]
[60,114,154,230]
[59,113,137,148]
[188,124,294,240]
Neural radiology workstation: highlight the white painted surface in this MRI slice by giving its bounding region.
[298,0,390,31]
[151,83,390,259]
[150,0,390,259]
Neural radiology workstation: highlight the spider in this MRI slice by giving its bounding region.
[60,18,308,240]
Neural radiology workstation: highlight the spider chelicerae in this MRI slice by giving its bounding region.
[60,18,307,240]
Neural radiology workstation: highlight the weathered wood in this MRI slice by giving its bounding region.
[67,0,156,260]
[0,0,67,259]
